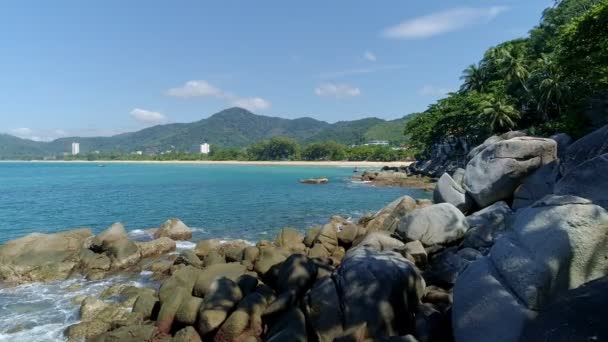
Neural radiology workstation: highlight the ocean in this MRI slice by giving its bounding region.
[0,162,429,341]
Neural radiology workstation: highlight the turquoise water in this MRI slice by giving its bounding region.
[0,163,429,243]
[0,162,430,341]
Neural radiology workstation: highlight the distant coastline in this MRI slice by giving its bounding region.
[0,160,412,167]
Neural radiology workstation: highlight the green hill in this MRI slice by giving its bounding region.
[0,107,409,158]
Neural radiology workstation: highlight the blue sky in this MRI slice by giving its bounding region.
[0,0,551,141]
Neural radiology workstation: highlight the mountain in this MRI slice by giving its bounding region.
[0,107,410,158]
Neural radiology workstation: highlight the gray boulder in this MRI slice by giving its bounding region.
[560,124,608,175]
[90,223,128,251]
[464,137,557,208]
[453,195,608,342]
[452,168,466,186]
[520,276,608,342]
[433,173,472,213]
[397,203,469,246]
[462,201,513,250]
[555,154,608,210]
[550,133,573,159]
[467,135,503,161]
[306,246,425,340]
[512,160,560,210]
[366,196,417,232]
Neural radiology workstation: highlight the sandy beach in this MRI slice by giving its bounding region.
[3,160,413,167]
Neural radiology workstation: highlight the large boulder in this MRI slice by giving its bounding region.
[396,203,469,246]
[154,218,192,241]
[512,160,560,210]
[550,132,573,159]
[461,201,513,251]
[0,228,93,284]
[197,277,243,335]
[464,137,557,208]
[105,238,141,270]
[366,196,417,232]
[433,173,472,213]
[560,124,608,175]
[92,324,157,342]
[274,227,305,252]
[194,239,222,258]
[193,262,249,297]
[555,153,608,210]
[214,289,273,341]
[305,246,425,340]
[520,276,608,342]
[90,223,128,252]
[453,195,608,342]
[308,223,339,258]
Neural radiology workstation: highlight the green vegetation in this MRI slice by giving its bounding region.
[406,0,608,157]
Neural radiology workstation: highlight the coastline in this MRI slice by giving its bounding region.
[0,160,413,167]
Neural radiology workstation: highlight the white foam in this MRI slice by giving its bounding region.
[175,241,196,250]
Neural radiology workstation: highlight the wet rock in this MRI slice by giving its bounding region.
[397,203,469,246]
[155,218,192,241]
[0,228,93,284]
[300,177,329,184]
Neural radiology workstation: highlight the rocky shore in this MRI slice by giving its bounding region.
[1,124,607,341]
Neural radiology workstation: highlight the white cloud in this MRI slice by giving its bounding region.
[130,108,168,125]
[231,97,271,111]
[364,51,377,62]
[10,127,33,136]
[418,85,454,97]
[383,6,508,39]
[318,64,407,79]
[8,127,68,141]
[167,80,222,98]
[167,80,271,112]
[315,83,361,99]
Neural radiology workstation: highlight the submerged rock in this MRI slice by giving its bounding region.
[299,178,329,184]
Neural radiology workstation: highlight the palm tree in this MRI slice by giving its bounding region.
[534,54,569,118]
[496,46,530,92]
[460,63,487,93]
[480,97,521,132]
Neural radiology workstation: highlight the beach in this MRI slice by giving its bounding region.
[2,160,413,167]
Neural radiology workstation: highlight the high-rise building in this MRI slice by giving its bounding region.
[200,143,210,154]
[71,142,80,155]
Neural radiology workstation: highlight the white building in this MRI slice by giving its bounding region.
[364,140,389,146]
[200,143,210,154]
[71,142,80,155]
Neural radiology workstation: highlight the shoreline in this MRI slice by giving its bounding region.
[0,160,413,167]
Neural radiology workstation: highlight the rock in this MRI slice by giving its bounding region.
[241,246,259,268]
[132,292,159,320]
[555,154,608,210]
[197,277,243,335]
[303,227,321,247]
[0,228,93,284]
[467,135,503,161]
[236,274,259,296]
[300,177,329,184]
[222,241,249,262]
[253,247,289,277]
[461,201,513,251]
[336,223,362,246]
[266,307,308,342]
[452,195,608,342]
[155,218,192,241]
[65,320,112,342]
[433,173,472,213]
[560,123,608,175]
[352,232,406,254]
[550,132,573,158]
[422,247,471,287]
[204,250,226,267]
[79,248,111,274]
[105,238,141,269]
[464,137,557,208]
[367,196,417,232]
[157,287,187,334]
[172,326,202,342]
[194,239,222,258]
[422,286,453,312]
[520,276,608,342]
[512,160,560,210]
[415,303,450,342]
[265,254,317,317]
[136,237,176,258]
[214,290,272,342]
[175,294,203,325]
[92,324,157,342]
[149,259,173,275]
[193,262,248,297]
[452,168,466,186]
[404,240,427,267]
[80,297,128,323]
[309,223,339,257]
[396,203,469,246]
[306,246,425,340]
[90,223,128,252]
[158,265,201,302]
[174,249,203,268]
[274,227,305,252]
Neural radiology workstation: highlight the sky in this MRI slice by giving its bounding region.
[0,0,552,141]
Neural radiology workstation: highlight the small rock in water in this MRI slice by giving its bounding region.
[299,177,329,184]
